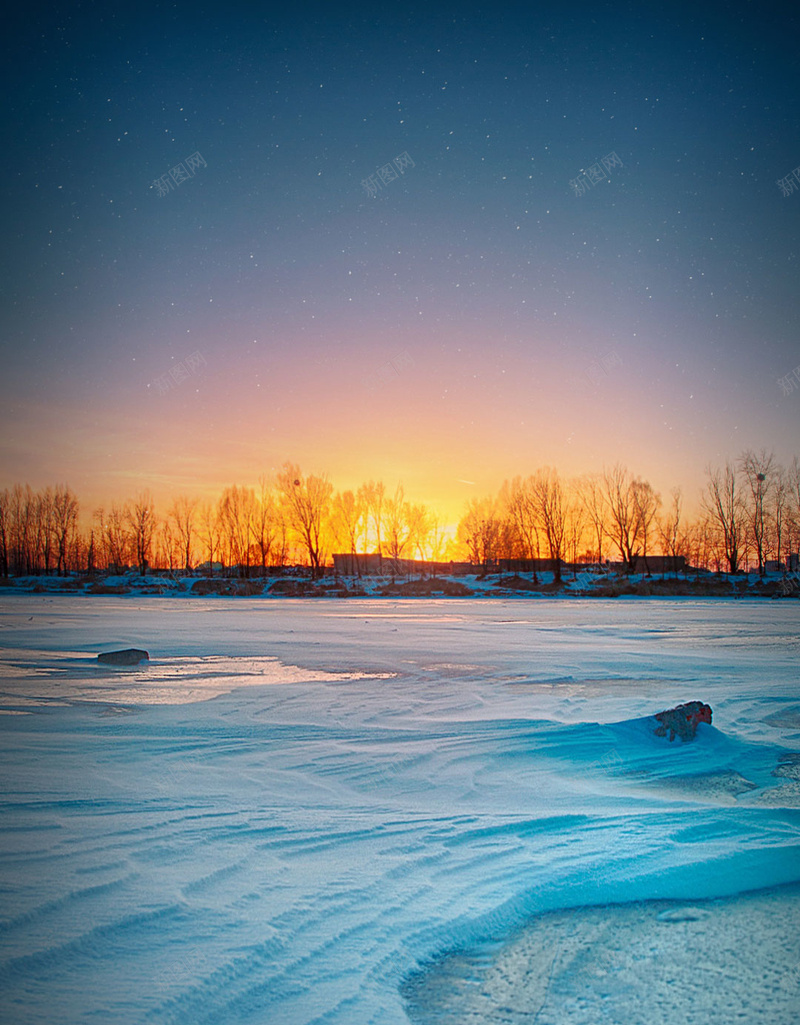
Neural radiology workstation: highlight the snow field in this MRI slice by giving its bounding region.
[0,596,798,1024]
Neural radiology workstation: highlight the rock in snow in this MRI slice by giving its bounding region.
[654,700,712,742]
[97,648,149,665]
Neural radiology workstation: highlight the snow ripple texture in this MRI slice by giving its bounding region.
[0,596,798,1024]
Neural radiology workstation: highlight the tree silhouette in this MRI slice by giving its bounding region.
[277,463,333,578]
[169,495,199,572]
[125,492,156,575]
[703,462,744,574]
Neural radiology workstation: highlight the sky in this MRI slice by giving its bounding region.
[1,0,798,527]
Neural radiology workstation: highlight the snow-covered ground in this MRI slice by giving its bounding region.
[0,596,798,1024]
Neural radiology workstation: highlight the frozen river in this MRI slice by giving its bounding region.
[0,595,798,1023]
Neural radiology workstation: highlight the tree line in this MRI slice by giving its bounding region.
[456,452,800,579]
[0,465,446,579]
[0,452,798,578]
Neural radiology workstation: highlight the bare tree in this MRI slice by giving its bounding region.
[31,487,54,574]
[496,514,523,561]
[658,488,685,577]
[169,495,198,573]
[198,501,220,574]
[565,489,587,575]
[358,480,386,555]
[274,514,289,568]
[0,489,9,577]
[52,485,79,576]
[218,485,257,576]
[42,488,57,574]
[125,492,157,575]
[384,485,412,567]
[685,516,715,575]
[425,514,448,572]
[8,484,34,575]
[772,465,788,568]
[85,528,96,576]
[631,479,661,575]
[95,504,130,573]
[602,465,643,571]
[457,497,501,571]
[250,477,280,575]
[407,502,433,564]
[330,489,367,567]
[92,509,107,570]
[787,457,800,558]
[157,520,178,573]
[739,449,775,575]
[703,462,745,574]
[277,464,333,578]
[575,474,608,564]
[502,477,542,577]
[530,467,569,581]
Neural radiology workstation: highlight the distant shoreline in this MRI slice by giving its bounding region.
[0,571,796,600]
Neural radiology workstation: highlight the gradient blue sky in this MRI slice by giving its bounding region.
[1,0,798,524]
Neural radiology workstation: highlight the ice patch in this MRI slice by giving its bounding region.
[0,651,395,706]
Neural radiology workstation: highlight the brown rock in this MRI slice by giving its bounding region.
[654,701,712,742]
